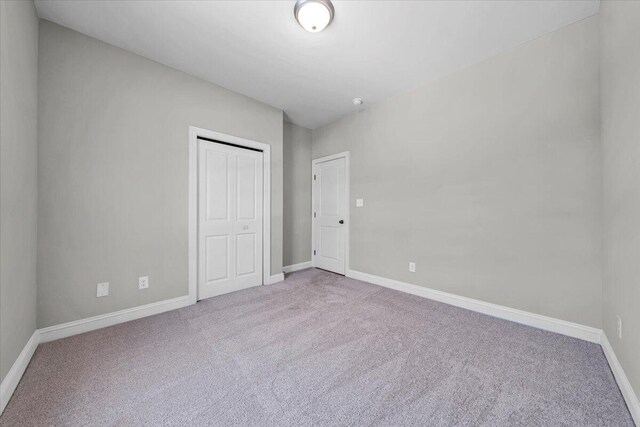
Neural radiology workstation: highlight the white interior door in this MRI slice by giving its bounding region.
[198,140,263,300]
[313,156,347,274]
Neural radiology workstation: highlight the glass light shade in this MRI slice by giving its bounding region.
[295,0,334,33]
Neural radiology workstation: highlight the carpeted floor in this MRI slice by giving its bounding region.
[1,268,634,426]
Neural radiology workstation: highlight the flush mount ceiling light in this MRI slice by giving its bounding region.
[352,98,363,106]
[294,0,334,33]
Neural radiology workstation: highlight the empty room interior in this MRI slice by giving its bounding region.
[1,0,639,425]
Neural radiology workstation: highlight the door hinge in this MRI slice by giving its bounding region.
[313,250,316,256]
[313,174,316,181]
[313,212,316,218]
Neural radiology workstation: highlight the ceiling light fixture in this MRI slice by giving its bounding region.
[294,0,334,33]
[352,98,363,106]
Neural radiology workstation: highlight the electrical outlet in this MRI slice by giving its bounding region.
[616,316,622,340]
[139,276,149,290]
[97,282,109,297]
[409,262,416,273]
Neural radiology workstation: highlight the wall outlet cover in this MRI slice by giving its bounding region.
[97,282,109,297]
[139,276,149,290]
[409,262,416,273]
[616,315,622,340]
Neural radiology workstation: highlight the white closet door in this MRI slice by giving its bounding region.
[198,140,263,300]
[313,157,346,274]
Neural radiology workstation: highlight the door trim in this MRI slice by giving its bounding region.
[188,126,271,304]
[311,151,350,274]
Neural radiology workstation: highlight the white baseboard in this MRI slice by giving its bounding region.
[3,270,637,425]
[1,330,40,415]
[283,261,312,274]
[601,332,640,425]
[346,269,602,343]
[269,273,285,284]
[345,268,640,421]
[39,295,191,343]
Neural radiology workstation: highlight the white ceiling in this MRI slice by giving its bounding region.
[35,0,599,129]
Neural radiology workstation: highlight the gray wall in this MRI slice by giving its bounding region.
[283,122,312,267]
[601,1,640,398]
[312,16,602,328]
[0,0,39,382]
[37,21,283,328]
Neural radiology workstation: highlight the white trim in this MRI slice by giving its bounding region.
[1,274,637,424]
[189,126,272,301]
[346,267,639,421]
[38,295,191,343]
[269,273,285,284]
[188,127,198,305]
[0,330,39,415]
[283,261,312,273]
[601,332,640,424]
[346,269,602,343]
[311,151,350,274]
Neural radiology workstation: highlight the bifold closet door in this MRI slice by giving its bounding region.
[198,140,263,300]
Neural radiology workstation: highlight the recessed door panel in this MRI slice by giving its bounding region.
[205,235,228,281]
[320,167,340,216]
[198,140,263,300]
[320,226,339,260]
[206,151,229,221]
[236,233,256,276]
[236,156,257,220]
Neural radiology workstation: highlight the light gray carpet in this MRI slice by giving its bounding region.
[1,268,634,426]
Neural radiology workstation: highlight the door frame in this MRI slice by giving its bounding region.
[188,126,271,304]
[311,151,350,274]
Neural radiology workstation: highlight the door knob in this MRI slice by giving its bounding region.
[339,219,344,224]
